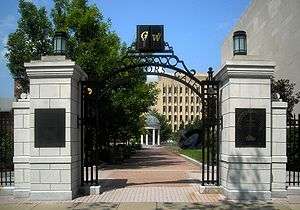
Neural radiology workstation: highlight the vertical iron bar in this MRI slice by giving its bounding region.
[201,84,205,186]
[206,86,210,184]
[216,84,220,185]
[95,89,99,186]
[0,140,3,186]
[4,137,7,186]
[211,91,215,184]
[81,82,84,186]
[288,116,291,185]
[298,114,300,186]
[293,114,296,185]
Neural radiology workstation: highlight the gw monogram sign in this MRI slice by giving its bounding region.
[136,25,164,52]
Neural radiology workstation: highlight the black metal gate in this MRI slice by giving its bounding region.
[287,114,300,186]
[0,111,14,187]
[80,42,220,186]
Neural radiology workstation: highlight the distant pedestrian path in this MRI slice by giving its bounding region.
[75,147,224,203]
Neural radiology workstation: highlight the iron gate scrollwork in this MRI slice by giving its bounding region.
[81,42,220,186]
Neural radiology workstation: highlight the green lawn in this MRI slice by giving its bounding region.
[179,148,202,162]
[165,145,203,162]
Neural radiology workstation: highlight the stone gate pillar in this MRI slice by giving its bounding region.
[215,58,276,200]
[15,55,87,200]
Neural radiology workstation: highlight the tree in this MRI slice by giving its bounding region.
[272,78,300,116]
[6,0,157,148]
[6,0,53,91]
[150,110,172,143]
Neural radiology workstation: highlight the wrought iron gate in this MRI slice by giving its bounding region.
[287,114,300,186]
[80,42,220,186]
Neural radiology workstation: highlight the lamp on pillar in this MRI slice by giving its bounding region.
[53,31,67,55]
[233,30,247,55]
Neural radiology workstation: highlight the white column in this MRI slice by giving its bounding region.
[152,129,155,145]
[157,129,160,145]
[13,94,30,198]
[271,101,288,198]
[141,134,143,145]
[215,58,275,200]
[146,133,149,145]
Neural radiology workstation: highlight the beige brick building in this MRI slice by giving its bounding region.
[153,73,207,131]
[221,0,300,113]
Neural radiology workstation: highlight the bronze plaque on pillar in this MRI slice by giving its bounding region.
[35,109,65,147]
[235,108,266,147]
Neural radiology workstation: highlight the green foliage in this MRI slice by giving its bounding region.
[149,110,172,143]
[6,0,158,147]
[6,0,53,90]
[272,78,300,116]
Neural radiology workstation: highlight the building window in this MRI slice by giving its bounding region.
[168,96,172,103]
[185,106,188,112]
[185,115,188,121]
[168,86,172,94]
[196,106,200,112]
[163,97,166,103]
[174,115,177,121]
[179,106,182,112]
[179,96,182,103]
[196,97,199,103]
[174,125,177,131]
[191,97,194,103]
[168,106,172,113]
[191,106,194,113]
[191,115,194,121]
[163,86,166,94]
[180,87,183,94]
[174,106,177,112]
[180,115,183,121]
[185,96,189,103]
[174,96,177,103]
[174,86,177,94]
[163,106,166,112]
[185,87,189,94]
[168,115,171,121]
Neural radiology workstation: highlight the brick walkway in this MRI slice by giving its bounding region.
[75,147,225,203]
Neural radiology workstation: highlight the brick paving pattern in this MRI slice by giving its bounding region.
[74,147,225,203]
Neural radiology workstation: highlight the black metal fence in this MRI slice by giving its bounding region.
[287,114,300,186]
[0,111,14,187]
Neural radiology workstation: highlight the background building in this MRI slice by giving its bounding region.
[221,0,300,113]
[153,73,207,131]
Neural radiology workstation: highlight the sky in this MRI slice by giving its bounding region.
[0,0,250,98]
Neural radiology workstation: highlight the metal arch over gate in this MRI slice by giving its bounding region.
[80,26,220,186]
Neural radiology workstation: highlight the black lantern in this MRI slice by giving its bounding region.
[53,31,67,55]
[233,31,247,55]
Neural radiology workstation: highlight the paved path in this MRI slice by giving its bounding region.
[76,147,224,203]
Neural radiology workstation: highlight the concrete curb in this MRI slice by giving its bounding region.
[179,153,202,166]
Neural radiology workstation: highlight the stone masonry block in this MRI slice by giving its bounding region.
[39,84,60,98]
[31,99,50,110]
[60,84,71,98]
[39,148,60,156]
[60,170,71,183]
[30,84,40,98]
[14,115,24,128]
[40,170,60,183]
[30,170,40,183]
[50,98,70,112]
[14,143,24,156]
[14,128,29,143]
[31,183,51,191]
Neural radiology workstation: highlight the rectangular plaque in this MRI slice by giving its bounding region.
[235,108,266,147]
[136,25,164,52]
[35,109,65,147]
